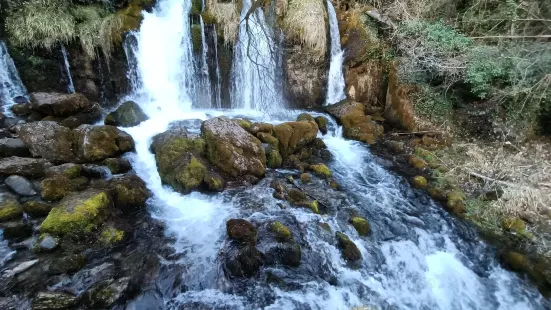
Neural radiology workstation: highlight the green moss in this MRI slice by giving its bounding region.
[176,157,207,192]
[299,173,311,183]
[350,216,370,236]
[446,191,466,215]
[266,147,283,169]
[22,200,52,217]
[412,176,428,189]
[336,232,362,262]
[41,176,73,201]
[0,204,23,222]
[191,24,202,53]
[156,137,206,176]
[99,227,125,245]
[204,172,224,191]
[257,132,279,148]
[309,164,331,178]
[503,251,528,271]
[235,119,252,132]
[297,200,319,214]
[201,11,217,24]
[502,218,527,232]
[40,192,111,236]
[409,156,428,169]
[296,113,314,122]
[269,221,293,242]
[64,165,82,179]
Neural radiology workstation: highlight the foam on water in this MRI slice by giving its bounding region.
[0,41,27,115]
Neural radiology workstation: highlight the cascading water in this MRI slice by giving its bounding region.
[195,15,214,108]
[118,0,547,308]
[61,45,76,94]
[213,24,222,109]
[231,0,283,111]
[326,0,346,105]
[0,41,28,115]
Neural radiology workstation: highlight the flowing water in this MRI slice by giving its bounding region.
[194,15,214,108]
[213,24,223,109]
[0,41,27,115]
[231,0,283,111]
[326,0,346,105]
[61,45,76,94]
[116,0,548,308]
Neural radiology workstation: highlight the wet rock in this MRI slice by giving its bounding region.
[109,174,150,211]
[4,259,39,278]
[412,176,428,189]
[268,221,293,242]
[234,119,252,132]
[1,221,33,239]
[202,117,266,178]
[73,125,135,162]
[86,277,130,307]
[0,138,31,157]
[105,100,149,127]
[47,254,86,275]
[39,189,112,237]
[0,193,23,222]
[81,164,110,179]
[226,219,257,244]
[204,171,225,191]
[297,113,315,122]
[329,179,340,190]
[5,175,37,196]
[299,173,311,183]
[32,291,78,310]
[59,103,103,129]
[265,146,282,169]
[30,92,91,117]
[295,200,320,214]
[0,157,52,178]
[502,251,528,272]
[19,121,76,163]
[326,99,383,144]
[336,232,362,263]
[45,164,82,179]
[287,189,306,202]
[34,233,58,252]
[314,116,328,135]
[41,175,74,201]
[22,200,53,217]
[103,158,132,174]
[249,122,273,135]
[350,216,370,236]
[11,103,32,116]
[309,163,331,178]
[224,245,263,278]
[272,121,318,158]
[257,132,279,148]
[265,242,302,267]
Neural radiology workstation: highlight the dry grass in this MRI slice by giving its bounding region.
[435,140,551,220]
[284,0,327,60]
[207,0,240,44]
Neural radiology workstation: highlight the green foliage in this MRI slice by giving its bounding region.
[465,46,511,98]
[412,84,454,124]
[400,20,472,55]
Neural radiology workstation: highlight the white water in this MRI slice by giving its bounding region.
[231,0,283,111]
[118,0,547,307]
[195,15,214,108]
[213,24,222,109]
[61,45,75,94]
[326,0,346,105]
[0,41,28,115]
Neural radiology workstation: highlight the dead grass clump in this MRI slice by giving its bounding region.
[284,0,327,60]
[207,0,240,44]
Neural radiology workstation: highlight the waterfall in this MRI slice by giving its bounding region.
[326,0,346,105]
[123,32,143,95]
[60,45,75,94]
[195,15,213,108]
[0,41,28,115]
[213,24,222,109]
[231,0,283,111]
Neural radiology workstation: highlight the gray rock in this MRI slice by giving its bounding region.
[104,100,148,127]
[36,234,58,252]
[32,292,78,310]
[5,175,37,196]
[3,259,38,278]
[30,92,92,117]
[0,157,52,178]
[0,138,30,157]
[18,122,76,163]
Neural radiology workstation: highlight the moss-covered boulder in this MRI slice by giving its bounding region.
[41,175,74,201]
[45,163,82,179]
[266,146,283,169]
[234,118,252,132]
[409,156,427,169]
[224,245,263,278]
[295,200,320,214]
[326,99,383,144]
[19,121,76,163]
[502,218,527,233]
[30,92,92,117]
[336,232,362,263]
[309,163,331,178]
[257,132,279,148]
[103,158,132,174]
[40,189,112,236]
[272,121,318,158]
[249,122,273,136]
[297,113,314,122]
[350,216,370,236]
[269,221,293,242]
[446,191,466,215]
[0,157,52,178]
[73,125,135,162]
[202,117,266,178]
[104,100,149,127]
[412,176,428,189]
[109,174,150,210]
[227,218,257,245]
[59,103,103,129]
[315,116,328,135]
[99,225,126,246]
[0,193,23,222]
[502,251,528,272]
[204,171,225,191]
[22,200,53,217]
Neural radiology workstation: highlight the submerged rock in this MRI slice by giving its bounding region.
[40,189,112,237]
[268,221,293,242]
[202,117,266,178]
[5,175,37,196]
[336,232,362,263]
[105,100,149,127]
[30,92,91,117]
[225,245,263,278]
[350,216,370,236]
[227,219,257,245]
[19,121,76,163]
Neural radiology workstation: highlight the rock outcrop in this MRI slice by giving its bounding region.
[105,100,149,127]
[326,99,383,144]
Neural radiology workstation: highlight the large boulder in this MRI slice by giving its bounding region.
[19,121,76,163]
[326,99,383,144]
[0,157,52,178]
[73,125,135,162]
[109,174,150,210]
[105,100,149,127]
[151,128,209,193]
[30,92,92,117]
[39,189,112,236]
[272,121,318,158]
[59,103,103,129]
[202,117,266,178]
